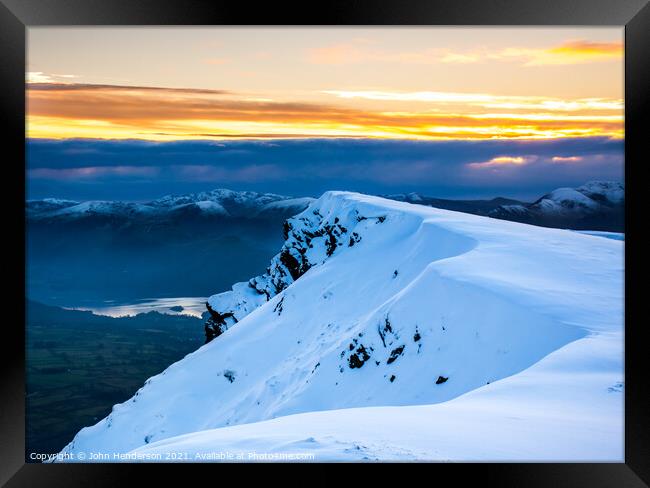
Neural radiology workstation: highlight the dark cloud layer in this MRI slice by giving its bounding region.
[27,137,624,201]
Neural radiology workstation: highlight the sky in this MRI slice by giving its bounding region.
[26,27,624,200]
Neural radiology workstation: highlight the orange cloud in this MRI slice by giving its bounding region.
[324,90,623,113]
[552,156,583,162]
[468,156,531,168]
[26,82,624,141]
[307,39,622,67]
[499,40,623,66]
[548,40,622,57]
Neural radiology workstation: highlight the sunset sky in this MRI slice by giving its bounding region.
[26,27,624,200]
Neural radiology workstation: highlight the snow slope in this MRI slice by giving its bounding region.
[58,192,624,461]
[575,230,625,241]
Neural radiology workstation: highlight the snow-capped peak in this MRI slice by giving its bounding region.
[577,180,624,204]
[538,187,600,211]
[536,180,624,211]
[488,181,624,231]
[58,191,623,460]
[44,200,158,219]
[150,189,296,212]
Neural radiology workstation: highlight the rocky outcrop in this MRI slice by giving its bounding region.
[203,201,385,342]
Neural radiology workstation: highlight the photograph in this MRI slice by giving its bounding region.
[24,26,625,463]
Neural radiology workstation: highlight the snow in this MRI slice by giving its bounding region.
[539,188,600,212]
[133,355,623,461]
[46,201,158,219]
[406,192,423,202]
[57,191,623,461]
[498,204,528,214]
[575,230,625,241]
[171,200,229,216]
[26,198,80,218]
[259,197,317,213]
[530,181,624,216]
[151,189,298,216]
[488,181,624,225]
[577,181,625,204]
[28,189,312,220]
[31,197,79,207]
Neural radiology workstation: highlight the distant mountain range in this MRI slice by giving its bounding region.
[26,189,315,223]
[26,190,314,305]
[384,193,523,217]
[385,181,624,232]
[28,181,624,233]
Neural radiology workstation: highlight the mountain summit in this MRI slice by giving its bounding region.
[58,191,623,461]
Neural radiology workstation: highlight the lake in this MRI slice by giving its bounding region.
[67,296,209,319]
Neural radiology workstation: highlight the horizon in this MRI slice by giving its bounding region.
[26,174,623,205]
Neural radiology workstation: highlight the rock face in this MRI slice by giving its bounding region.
[204,205,384,342]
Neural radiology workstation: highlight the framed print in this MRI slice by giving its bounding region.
[1,0,648,485]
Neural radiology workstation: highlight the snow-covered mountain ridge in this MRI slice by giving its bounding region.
[28,181,623,232]
[27,189,315,221]
[488,181,624,231]
[58,191,623,460]
[384,181,623,232]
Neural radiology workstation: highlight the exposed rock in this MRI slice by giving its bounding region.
[273,296,285,315]
[348,345,371,369]
[203,198,376,343]
[204,302,238,344]
[348,232,362,247]
[413,328,421,342]
[387,345,405,364]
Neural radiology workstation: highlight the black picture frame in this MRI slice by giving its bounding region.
[1,0,647,485]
